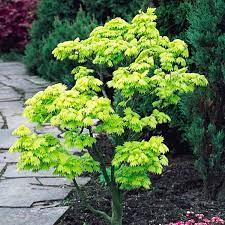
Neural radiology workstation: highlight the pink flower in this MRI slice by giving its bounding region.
[167,213,224,225]
[211,216,224,224]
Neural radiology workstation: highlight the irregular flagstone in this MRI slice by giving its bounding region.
[0,207,69,225]
[0,114,4,128]
[0,129,18,149]
[25,76,52,86]
[0,84,4,89]
[75,177,91,186]
[0,101,24,116]
[0,86,21,102]
[0,163,6,174]
[24,91,39,100]
[35,125,62,136]
[0,151,19,163]
[0,79,45,92]
[0,62,89,225]
[0,178,71,207]
[0,75,11,83]
[0,62,27,76]
[25,87,46,95]
[37,177,72,186]
[6,115,34,130]
[37,177,90,187]
[3,164,58,178]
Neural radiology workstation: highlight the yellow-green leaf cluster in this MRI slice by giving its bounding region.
[10,126,99,179]
[10,8,208,191]
[113,136,169,189]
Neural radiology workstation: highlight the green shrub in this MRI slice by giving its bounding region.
[81,0,150,22]
[155,0,194,40]
[181,0,225,200]
[34,10,97,85]
[0,52,23,62]
[24,0,81,74]
[11,9,207,224]
[24,0,150,79]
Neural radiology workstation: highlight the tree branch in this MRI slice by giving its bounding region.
[97,71,109,98]
[87,126,112,188]
[73,178,111,223]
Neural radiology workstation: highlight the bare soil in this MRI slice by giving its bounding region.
[57,155,225,225]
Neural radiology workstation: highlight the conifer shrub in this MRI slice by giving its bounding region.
[181,0,225,200]
[154,0,194,39]
[24,0,150,83]
[80,0,150,22]
[32,10,98,86]
[10,9,207,225]
[24,0,81,75]
[0,0,37,52]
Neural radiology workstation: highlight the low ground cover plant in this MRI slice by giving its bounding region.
[10,8,207,225]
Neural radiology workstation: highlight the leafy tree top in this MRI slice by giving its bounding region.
[10,8,207,191]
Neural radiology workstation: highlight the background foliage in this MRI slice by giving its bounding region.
[0,0,37,52]
[181,0,225,200]
[24,0,151,84]
[26,9,97,85]
[24,0,82,84]
[23,0,194,84]
[155,0,194,39]
[3,0,225,201]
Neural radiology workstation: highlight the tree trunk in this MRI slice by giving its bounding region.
[111,187,123,225]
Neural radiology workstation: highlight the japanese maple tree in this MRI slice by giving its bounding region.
[10,8,207,225]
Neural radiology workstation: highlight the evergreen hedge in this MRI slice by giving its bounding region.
[182,0,225,200]
[27,10,97,85]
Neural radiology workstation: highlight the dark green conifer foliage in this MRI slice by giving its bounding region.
[182,0,225,200]
[80,0,150,22]
[24,0,151,84]
[33,10,97,85]
[24,0,193,85]
[149,0,194,39]
[24,0,81,74]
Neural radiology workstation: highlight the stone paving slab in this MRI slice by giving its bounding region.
[0,129,18,149]
[0,151,19,163]
[35,125,62,136]
[25,76,51,85]
[0,62,89,225]
[0,178,71,207]
[1,79,46,93]
[24,91,39,100]
[0,62,27,76]
[75,177,91,186]
[6,115,33,130]
[3,164,58,178]
[0,101,24,116]
[37,178,72,186]
[0,86,21,102]
[0,207,69,225]
[0,114,4,128]
[38,177,90,187]
[0,163,6,173]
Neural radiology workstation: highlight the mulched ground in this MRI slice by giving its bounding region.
[57,154,225,225]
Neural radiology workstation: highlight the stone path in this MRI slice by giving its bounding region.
[0,62,89,225]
